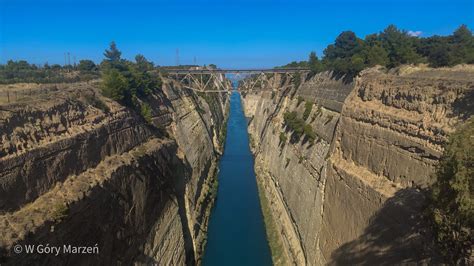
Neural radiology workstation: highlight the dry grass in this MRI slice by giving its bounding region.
[0,80,101,105]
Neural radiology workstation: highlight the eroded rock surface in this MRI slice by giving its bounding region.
[241,66,474,265]
[0,78,230,265]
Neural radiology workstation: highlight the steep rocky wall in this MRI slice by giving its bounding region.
[320,66,473,264]
[160,79,230,262]
[241,66,474,265]
[0,77,229,265]
[242,72,347,265]
[298,72,353,113]
[0,91,155,211]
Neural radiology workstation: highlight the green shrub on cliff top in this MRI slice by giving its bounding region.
[100,42,163,123]
[101,68,128,101]
[279,24,474,80]
[0,60,99,84]
[427,118,473,263]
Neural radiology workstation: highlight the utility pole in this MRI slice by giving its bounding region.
[73,56,76,68]
[176,48,180,66]
[67,52,71,66]
[193,56,197,65]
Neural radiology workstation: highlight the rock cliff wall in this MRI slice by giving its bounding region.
[0,77,230,265]
[241,66,474,265]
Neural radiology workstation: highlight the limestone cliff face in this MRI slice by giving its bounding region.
[241,66,474,265]
[0,78,230,265]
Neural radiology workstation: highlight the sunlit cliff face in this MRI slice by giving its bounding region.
[0,78,230,265]
[240,66,474,265]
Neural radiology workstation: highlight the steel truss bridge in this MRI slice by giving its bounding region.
[164,68,310,92]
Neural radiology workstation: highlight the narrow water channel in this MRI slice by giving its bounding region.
[202,90,272,266]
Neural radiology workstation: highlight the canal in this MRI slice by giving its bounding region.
[202,90,272,266]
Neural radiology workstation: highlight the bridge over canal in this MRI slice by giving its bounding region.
[164,68,311,92]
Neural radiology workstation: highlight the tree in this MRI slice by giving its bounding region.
[135,54,153,72]
[280,61,308,68]
[308,51,323,74]
[427,118,473,263]
[379,25,421,67]
[450,25,474,65]
[128,67,160,97]
[365,45,389,67]
[452,25,472,44]
[103,41,122,62]
[99,44,162,110]
[428,43,452,67]
[323,31,366,77]
[324,31,362,60]
[77,60,97,72]
[101,68,128,101]
[350,54,366,73]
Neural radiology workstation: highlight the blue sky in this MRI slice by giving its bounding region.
[1,0,473,68]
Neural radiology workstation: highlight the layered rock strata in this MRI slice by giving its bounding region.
[241,66,474,265]
[0,77,230,265]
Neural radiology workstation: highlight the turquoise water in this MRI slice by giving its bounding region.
[202,91,272,266]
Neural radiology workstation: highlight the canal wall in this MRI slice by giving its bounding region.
[241,66,474,265]
[0,77,230,265]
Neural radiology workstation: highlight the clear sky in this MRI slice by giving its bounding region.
[1,0,473,68]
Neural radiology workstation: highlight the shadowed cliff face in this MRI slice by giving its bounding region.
[240,65,474,265]
[0,77,230,265]
[329,188,434,265]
